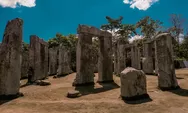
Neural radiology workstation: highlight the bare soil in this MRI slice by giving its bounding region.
[1,69,188,113]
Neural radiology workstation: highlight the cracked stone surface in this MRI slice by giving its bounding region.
[120,67,147,98]
[0,18,23,95]
[154,33,178,89]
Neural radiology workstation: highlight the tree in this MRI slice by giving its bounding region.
[101,16,123,43]
[168,14,184,39]
[136,16,163,38]
[168,14,185,58]
[101,16,123,31]
[116,24,137,43]
[48,33,78,71]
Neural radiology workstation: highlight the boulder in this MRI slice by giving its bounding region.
[67,90,80,98]
[35,80,51,86]
[120,67,149,101]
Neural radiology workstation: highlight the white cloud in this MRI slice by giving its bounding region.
[0,0,36,8]
[123,0,159,11]
[179,33,184,44]
[129,35,143,43]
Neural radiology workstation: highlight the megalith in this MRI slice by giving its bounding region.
[73,32,95,86]
[29,35,48,82]
[48,47,58,76]
[21,45,29,79]
[98,33,113,83]
[120,67,149,100]
[57,45,73,76]
[131,44,141,70]
[0,18,23,96]
[116,41,127,75]
[142,41,154,74]
[155,33,179,90]
[73,25,113,86]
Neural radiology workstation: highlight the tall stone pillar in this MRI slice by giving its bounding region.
[21,46,29,79]
[98,35,113,83]
[131,44,141,70]
[73,33,95,86]
[142,41,154,74]
[116,41,126,75]
[113,43,118,74]
[0,18,23,96]
[48,47,58,75]
[155,33,179,90]
[29,35,48,82]
[57,45,73,76]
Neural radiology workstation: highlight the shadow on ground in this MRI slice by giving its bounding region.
[75,82,120,96]
[169,88,188,96]
[122,97,153,105]
[0,93,24,105]
[176,76,184,79]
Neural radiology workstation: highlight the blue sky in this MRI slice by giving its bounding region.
[0,0,187,43]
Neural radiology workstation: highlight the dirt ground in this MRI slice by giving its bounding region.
[1,69,188,113]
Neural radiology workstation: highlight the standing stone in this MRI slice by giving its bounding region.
[29,35,48,82]
[142,41,154,74]
[0,18,23,96]
[120,67,149,100]
[21,46,29,79]
[113,43,118,74]
[98,34,113,83]
[116,41,126,75]
[131,44,141,70]
[57,45,73,76]
[48,47,58,76]
[73,33,95,86]
[155,33,179,90]
[74,25,113,86]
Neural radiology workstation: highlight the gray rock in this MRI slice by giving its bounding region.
[48,47,58,76]
[0,18,23,96]
[154,33,179,90]
[67,90,80,98]
[142,41,154,74]
[120,67,148,99]
[35,80,51,86]
[74,25,113,86]
[131,44,141,70]
[29,35,48,82]
[57,45,73,76]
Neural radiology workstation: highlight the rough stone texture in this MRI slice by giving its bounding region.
[155,33,179,90]
[29,35,48,82]
[48,47,58,76]
[57,45,73,76]
[35,80,51,86]
[120,67,148,100]
[77,25,111,37]
[67,90,80,98]
[131,44,141,70]
[21,48,29,79]
[116,41,127,75]
[98,35,113,83]
[0,18,23,96]
[73,33,95,86]
[143,41,154,74]
[74,25,113,85]
[113,44,118,74]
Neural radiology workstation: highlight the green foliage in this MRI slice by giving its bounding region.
[48,33,78,71]
[22,42,29,52]
[101,16,123,31]
[136,16,163,38]
[117,24,137,43]
[178,36,188,60]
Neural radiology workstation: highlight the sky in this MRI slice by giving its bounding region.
[0,0,187,43]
